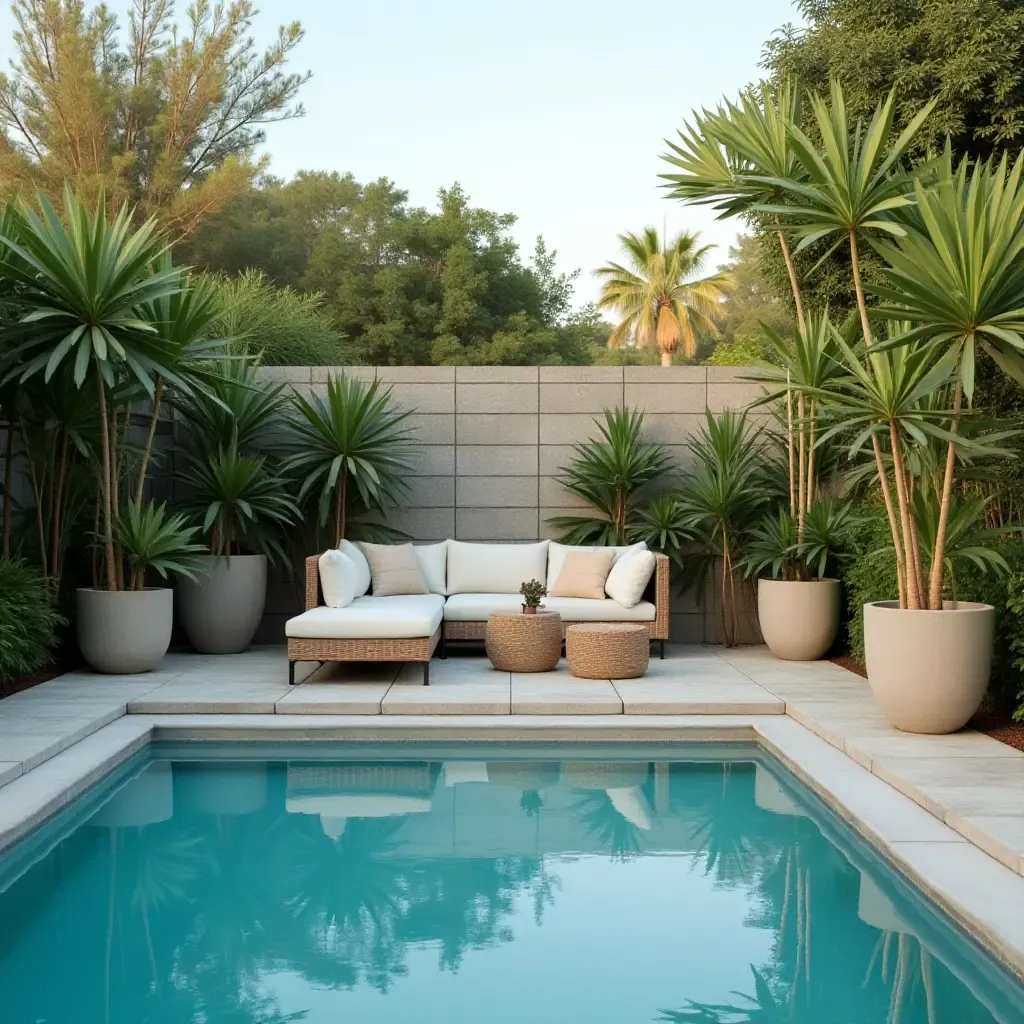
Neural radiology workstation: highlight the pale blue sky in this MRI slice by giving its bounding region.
[0,0,802,304]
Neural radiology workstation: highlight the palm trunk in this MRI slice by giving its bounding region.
[928,379,963,610]
[659,349,672,367]
[786,376,796,518]
[334,470,348,547]
[907,471,926,608]
[2,411,15,559]
[873,433,907,607]
[849,229,873,347]
[797,392,807,539]
[134,377,163,506]
[889,419,921,609]
[775,223,806,334]
[49,429,69,589]
[96,372,117,591]
[110,404,123,590]
[805,398,817,521]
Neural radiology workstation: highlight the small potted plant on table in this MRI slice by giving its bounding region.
[520,579,546,614]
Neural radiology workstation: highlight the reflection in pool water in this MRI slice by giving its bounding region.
[0,749,1021,1023]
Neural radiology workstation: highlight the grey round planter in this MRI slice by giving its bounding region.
[77,587,173,674]
[757,578,841,661]
[176,554,267,654]
[864,600,994,734]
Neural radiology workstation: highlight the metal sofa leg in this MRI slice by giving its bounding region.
[288,660,296,685]
[660,639,665,660]
[423,661,430,686]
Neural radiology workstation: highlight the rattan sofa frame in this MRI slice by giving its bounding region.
[287,551,670,685]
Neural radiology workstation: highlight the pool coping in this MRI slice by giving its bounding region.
[1,712,1023,986]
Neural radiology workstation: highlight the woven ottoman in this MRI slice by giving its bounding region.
[566,623,649,679]
[485,610,562,672]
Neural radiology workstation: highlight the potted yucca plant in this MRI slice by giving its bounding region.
[174,357,299,654]
[0,189,222,673]
[667,80,1021,729]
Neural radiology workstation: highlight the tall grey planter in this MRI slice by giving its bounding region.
[77,588,173,674]
[177,554,267,654]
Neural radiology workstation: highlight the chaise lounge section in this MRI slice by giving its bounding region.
[285,540,670,685]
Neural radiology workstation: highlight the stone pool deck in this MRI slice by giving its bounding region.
[1,643,1024,979]
[1,644,1022,878]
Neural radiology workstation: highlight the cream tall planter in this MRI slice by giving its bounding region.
[757,578,841,661]
[176,554,267,654]
[864,600,994,734]
[77,587,173,674]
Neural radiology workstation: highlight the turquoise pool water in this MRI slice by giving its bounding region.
[1,743,1021,1023]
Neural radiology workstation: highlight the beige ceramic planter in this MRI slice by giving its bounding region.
[757,578,841,661]
[864,600,994,734]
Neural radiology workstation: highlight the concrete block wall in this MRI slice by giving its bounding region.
[256,364,767,644]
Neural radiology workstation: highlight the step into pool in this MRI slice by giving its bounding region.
[1,742,1022,1023]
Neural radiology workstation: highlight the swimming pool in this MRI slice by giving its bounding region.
[1,743,1021,1023]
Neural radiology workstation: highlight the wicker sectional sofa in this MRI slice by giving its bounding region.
[285,540,670,685]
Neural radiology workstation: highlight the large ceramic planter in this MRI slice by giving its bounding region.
[757,578,841,661]
[176,554,267,654]
[77,587,173,674]
[864,600,994,734]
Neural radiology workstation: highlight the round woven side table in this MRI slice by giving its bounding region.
[566,623,649,679]
[485,610,562,672]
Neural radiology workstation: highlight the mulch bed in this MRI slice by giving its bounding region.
[0,668,63,699]
[829,654,1024,753]
[829,654,867,678]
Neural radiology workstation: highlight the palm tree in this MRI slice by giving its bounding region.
[595,227,729,366]
[286,374,417,546]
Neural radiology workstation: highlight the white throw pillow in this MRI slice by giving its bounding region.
[605,549,657,608]
[546,540,647,592]
[414,541,447,595]
[318,549,359,608]
[446,540,549,595]
[339,539,371,596]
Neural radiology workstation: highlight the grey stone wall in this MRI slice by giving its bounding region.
[257,364,766,645]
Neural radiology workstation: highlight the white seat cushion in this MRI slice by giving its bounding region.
[286,594,444,639]
[442,593,655,622]
[447,540,549,594]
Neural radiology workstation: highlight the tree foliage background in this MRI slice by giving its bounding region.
[0,0,309,238]
[752,0,1024,316]
[179,172,611,366]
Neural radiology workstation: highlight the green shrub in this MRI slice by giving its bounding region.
[0,559,64,682]
[205,270,360,366]
[845,507,1024,712]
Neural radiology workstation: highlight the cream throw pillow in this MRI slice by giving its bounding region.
[545,540,647,592]
[605,549,657,608]
[318,549,359,608]
[550,548,616,599]
[413,541,447,595]
[359,542,429,596]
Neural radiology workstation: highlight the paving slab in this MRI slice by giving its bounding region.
[276,663,400,715]
[614,675,784,715]
[952,815,1024,875]
[889,839,1024,978]
[511,671,621,714]
[127,682,291,714]
[384,660,511,714]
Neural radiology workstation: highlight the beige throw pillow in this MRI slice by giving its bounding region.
[550,548,616,600]
[359,542,429,597]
